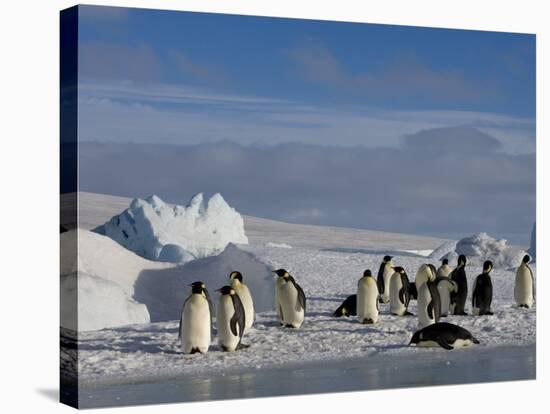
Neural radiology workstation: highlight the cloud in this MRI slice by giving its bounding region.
[77,79,535,154]
[401,126,503,154]
[79,138,535,245]
[287,44,498,103]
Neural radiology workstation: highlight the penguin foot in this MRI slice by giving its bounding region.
[404,311,414,317]
[236,343,250,350]
[190,347,202,354]
[285,324,296,328]
[456,311,468,316]
[362,318,375,324]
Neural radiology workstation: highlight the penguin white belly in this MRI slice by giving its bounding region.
[389,274,406,316]
[217,296,241,352]
[450,338,473,348]
[181,296,210,354]
[437,284,451,316]
[437,265,451,279]
[357,278,379,323]
[417,283,435,329]
[515,267,534,308]
[276,280,304,328]
[381,266,393,302]
[233,282,255,330]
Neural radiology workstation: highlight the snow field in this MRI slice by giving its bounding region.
[73,244,535,383]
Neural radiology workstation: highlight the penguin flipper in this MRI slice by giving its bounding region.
[436,338,454,350]
[377,263,385,294]
[289,276,306,311]
[230,294,246,338]
[204,288,214,338]
[427,301,434,319]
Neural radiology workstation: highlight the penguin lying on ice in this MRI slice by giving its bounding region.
[333,294,357,317]
[409,322,480,350]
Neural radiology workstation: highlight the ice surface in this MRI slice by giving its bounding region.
[97,193,248,263]
[61,272,150,331]
[266,242,292,249]
[429,240,457,260]
[438,233,526,268]
[60,229,273,329]
[62,193,535,384]
[72,243,536,383]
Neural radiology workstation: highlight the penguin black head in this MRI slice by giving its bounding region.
[483,260,493,273]
[458,255,467,266]
[441,258,449,265]
[522,255,530,264]
[393,266,406,275]
[273,268,290,278]
[229,271,243,282]
[363,269,372,277]
[190,281,206,294]
[217,285,236,296]
[383,255,393,263]
[409,331,421,345]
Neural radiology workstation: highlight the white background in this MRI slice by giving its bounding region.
[0,0,546,412]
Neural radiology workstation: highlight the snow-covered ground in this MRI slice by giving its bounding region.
[61,192,535,386]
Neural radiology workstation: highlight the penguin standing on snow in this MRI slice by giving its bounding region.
[472,260,494,316]
[273,269,306,328]
[437,258,452,279]
[515,255,535,308]
[357,269,380,324]
[377,255,394,303]
[179,281,212,354]
[409,322,480,350]
[436,278,458,317]
[416,264,441,328]
[450,255,468,315]
[333,294,357,317]
[389,266,412,316]
[229,271,255,330]
[216,286,247,352]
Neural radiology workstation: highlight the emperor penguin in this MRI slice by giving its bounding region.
[357,269,379,324]
[377,255,394,303]
[178,281,212,354]
[333,294,357,317]
[416,264,441,329]
[389,266,412,316]
[515,255,535,308]
[216,286,247,352]
[436,258,452,279]
[436,278,458,317]
[472,260,494,316]
[273,269,306,328]
[229,271,255,330]
[409,322,480,350]
[450,255,468,315]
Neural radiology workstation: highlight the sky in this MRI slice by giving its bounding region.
[75,5,536,245]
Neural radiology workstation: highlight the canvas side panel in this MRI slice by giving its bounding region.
[60,5,79,409]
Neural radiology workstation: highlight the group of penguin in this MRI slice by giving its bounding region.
[333,253,535,350]
[178,254,535,354]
